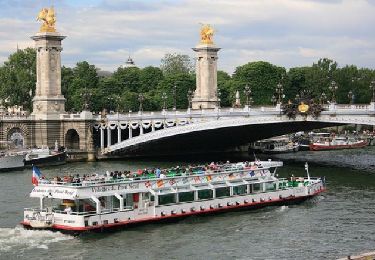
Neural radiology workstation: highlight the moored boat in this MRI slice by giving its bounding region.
[0,151,25,171]
[24,146,66,167]
[25,141,66,167]
[249,137,299,154]
[309,136,367,151]
[21,161,325,233]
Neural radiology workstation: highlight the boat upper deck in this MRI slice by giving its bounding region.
[31,161,283,200]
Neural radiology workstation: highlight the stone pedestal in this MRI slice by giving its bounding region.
[31,32,66,120]
[192,44,220,109]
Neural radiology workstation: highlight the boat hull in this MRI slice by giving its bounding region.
[0,154,25,171]
[309,141,367,151]
[25,152,66,167]
[21,188,325,234]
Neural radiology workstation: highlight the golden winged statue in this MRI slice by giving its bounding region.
[200,24,214,45]
[36,7,56,32]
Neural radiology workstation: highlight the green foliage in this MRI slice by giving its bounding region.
[66,61,100,112]
[233,61,286,105]
[160,53,194,76]
[2,47,375,114]
[0,48,36,110]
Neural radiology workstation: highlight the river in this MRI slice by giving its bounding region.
[0,148,374,259]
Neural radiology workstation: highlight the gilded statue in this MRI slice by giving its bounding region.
[200,24,214,45]
[36,7,56,32]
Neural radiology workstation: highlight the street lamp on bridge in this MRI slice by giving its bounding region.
[216,88,221,108]
[347,90,354,104]
[173,84,177,111]
[329,81,338,103]
[370,80,375,102]
[271,94,277,106]
[138,93,144,113]
[81,87,92,111]
[243,84,252,107]
[187,89,193,109]
[275,82,284,104]
[320,92,327,105]
[161,92,167,111]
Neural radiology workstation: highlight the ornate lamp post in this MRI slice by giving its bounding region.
[173,84,177,110]
[295,94,300,102]
[138,93,144,113]
[370,80,375,102]
[187,89,193,109]
[216,88,221,108]
[161,92,167,111]
[329,81,338,103]
[347,90,354,104]
[275,82,284,104]
[107,96,114,113]
[243,84,252,107]
[271,94,277,106]
[81,87,92,111]
[320,92,327,105]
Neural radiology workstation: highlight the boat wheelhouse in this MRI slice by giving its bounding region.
[22,161,325,233]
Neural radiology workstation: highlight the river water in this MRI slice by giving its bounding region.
[0,148,374,260]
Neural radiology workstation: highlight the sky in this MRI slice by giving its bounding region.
[0,0,374,74]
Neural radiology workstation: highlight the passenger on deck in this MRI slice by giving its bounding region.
[64,206,72,214]
[155,167,161,178]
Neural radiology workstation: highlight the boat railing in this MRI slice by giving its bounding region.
[37,163,279,188]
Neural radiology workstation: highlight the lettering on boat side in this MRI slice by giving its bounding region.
[91,183,140,193]
[32,187,76,197]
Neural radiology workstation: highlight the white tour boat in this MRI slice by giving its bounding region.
[22,161,325,233]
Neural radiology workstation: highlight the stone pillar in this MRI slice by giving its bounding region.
[100,127,104,149]
[192,44,220,109]
[107,127,111,146]
[117,126,121,143]
[128,127,132,139]
[31,32,66,120]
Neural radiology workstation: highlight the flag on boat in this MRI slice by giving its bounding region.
[157,179,164,188]
[32,165,42,186]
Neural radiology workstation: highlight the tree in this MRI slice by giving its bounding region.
[303,58,338,99]
[139,66,164,93]
[160,53,194,76]
[65,61,99,112]
[154,73,195,110]
[233,61,286,105]
[217,70,232,107]
[112,66,141,93]
[0,48,36,110]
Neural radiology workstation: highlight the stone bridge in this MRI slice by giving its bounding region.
[97,103,375,157]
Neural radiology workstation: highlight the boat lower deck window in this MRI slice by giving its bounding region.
[216,187,230,198]
[178,191,195,202]
[158,193,176,205]
[265,182,276,191]
[252,183,261,193]
[233,185,247,195]
[198,189,213,200]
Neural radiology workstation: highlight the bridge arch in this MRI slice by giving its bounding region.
[4,123,29,148]
[65,129,80,150]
